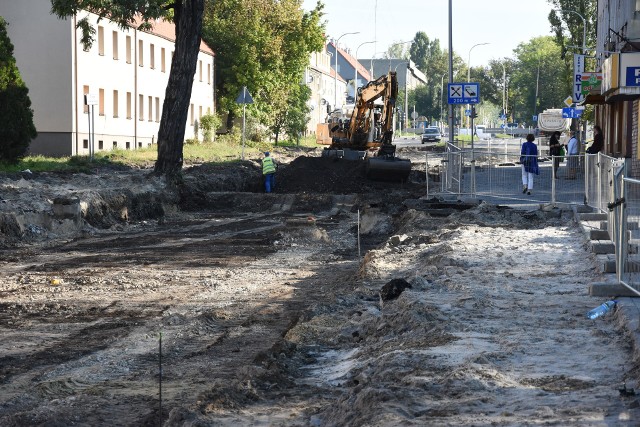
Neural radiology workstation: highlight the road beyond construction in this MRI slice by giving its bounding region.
[0,146,639,426]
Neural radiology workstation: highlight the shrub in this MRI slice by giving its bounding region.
[0,17,37,164]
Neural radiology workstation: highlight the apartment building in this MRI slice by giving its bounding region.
[1,3,215,156]
[305,48,347,135]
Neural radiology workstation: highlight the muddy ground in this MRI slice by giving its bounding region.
[1,146,640,426]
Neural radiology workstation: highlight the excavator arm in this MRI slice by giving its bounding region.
[323,71,410,182]
[345,72,398,149]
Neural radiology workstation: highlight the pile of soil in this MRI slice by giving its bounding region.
[277,155,420,194]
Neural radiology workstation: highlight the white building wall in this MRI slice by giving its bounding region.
[1,2,74,134]
[2,3,214,156]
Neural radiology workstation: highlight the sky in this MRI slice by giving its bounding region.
[301,0,556,67]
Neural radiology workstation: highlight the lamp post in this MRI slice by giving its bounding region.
[354,41,375,99]
[500,61,506,119]
[333,32,359,110]
[394,61,409,132]
[369,51,387,80]
[466,42,489,127]
[556,9,587,54]
[440,73,447,128]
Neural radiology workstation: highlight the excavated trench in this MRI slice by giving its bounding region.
[0,153,489,426]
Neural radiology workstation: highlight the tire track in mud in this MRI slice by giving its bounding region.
[0,201,362,426]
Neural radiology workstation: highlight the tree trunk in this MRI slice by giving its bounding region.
[154,0,204,177]
[226,109,235,132]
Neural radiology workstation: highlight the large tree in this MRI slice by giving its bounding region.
[510,36,568,123]
[547,0,596,59]
[0,17,37,163]
[409,32,447,84]
[50,0,204,177]
[203,0,324,132]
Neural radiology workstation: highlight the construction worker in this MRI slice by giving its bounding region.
[262,151,277,193]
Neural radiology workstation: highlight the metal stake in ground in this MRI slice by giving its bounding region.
[159,332,162,425]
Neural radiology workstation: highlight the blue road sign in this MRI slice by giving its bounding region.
[465,109,471,117]
[532,115,538,122]
[448,82,480,104]
[561,107,584,119]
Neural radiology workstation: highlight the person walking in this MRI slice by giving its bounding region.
[566,130,579,179]
[520,133,539,195]
[548,131,563,178]
[587,125,604,154]
[262,151,277,193]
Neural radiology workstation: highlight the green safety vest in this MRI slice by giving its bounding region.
[262,157,276,175]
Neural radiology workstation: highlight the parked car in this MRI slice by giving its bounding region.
[421,127,442,143]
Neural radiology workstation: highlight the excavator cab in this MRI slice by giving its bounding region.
[322,71,411,182]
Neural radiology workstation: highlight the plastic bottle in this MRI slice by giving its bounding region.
[586,300,617,320]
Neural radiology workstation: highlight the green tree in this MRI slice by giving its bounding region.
[409,32,447,83]
[283,84,312,144]
[199,113,221,142]
[50,0,205,177]
[510,36,568,123]
[203,0,324,133]
[386,41,410,60]
[547,0,596,59]
[269,82,311,145]
[0,17,37,163]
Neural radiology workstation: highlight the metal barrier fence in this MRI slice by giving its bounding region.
[427,146,586,206]
[613,168,640,296]
[426,145,640,293]
[585,153,626,214]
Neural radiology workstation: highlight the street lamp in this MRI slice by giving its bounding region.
[333,32,359,110]
[467,42,489,84]
[466,42,489,127]
[500,61,506,117]
[394,61,409,132]
[370,51,387,80]
[355,40,375,100]
[440,73,447,127]
[556,9,587,54]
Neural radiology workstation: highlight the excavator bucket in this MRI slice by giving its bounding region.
[366,157,411,182]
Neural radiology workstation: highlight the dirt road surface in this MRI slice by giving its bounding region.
[1,147,639,426]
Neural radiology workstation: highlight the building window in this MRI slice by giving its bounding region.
[161,48,166,72]
[112,31,119,60]
[207,63,211,85]
[139,94,144,120]
[98,140,104,150]
[150,43,155,69]
[199,60,203,81]
[126,36,131,64]
[98,26,104,56]
[83,139,89,149]
[138,40,144,67]
[113,90,119,117]
[113,141,118,149]
[126,141,130,149]
[199,105,203,120]
[83,85,89,113]
[190,103,194,125]
[99,88,104,116]
[207,107,211,114]
[148,96,153,121]
[126,91,132,119]
[155,97,160,122]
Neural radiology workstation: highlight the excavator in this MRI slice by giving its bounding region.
[319,71,411,182]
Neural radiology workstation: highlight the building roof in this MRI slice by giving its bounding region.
[131,17,214,56]
[329,42,371,81]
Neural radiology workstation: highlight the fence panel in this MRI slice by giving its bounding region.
[435,147,586,206]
